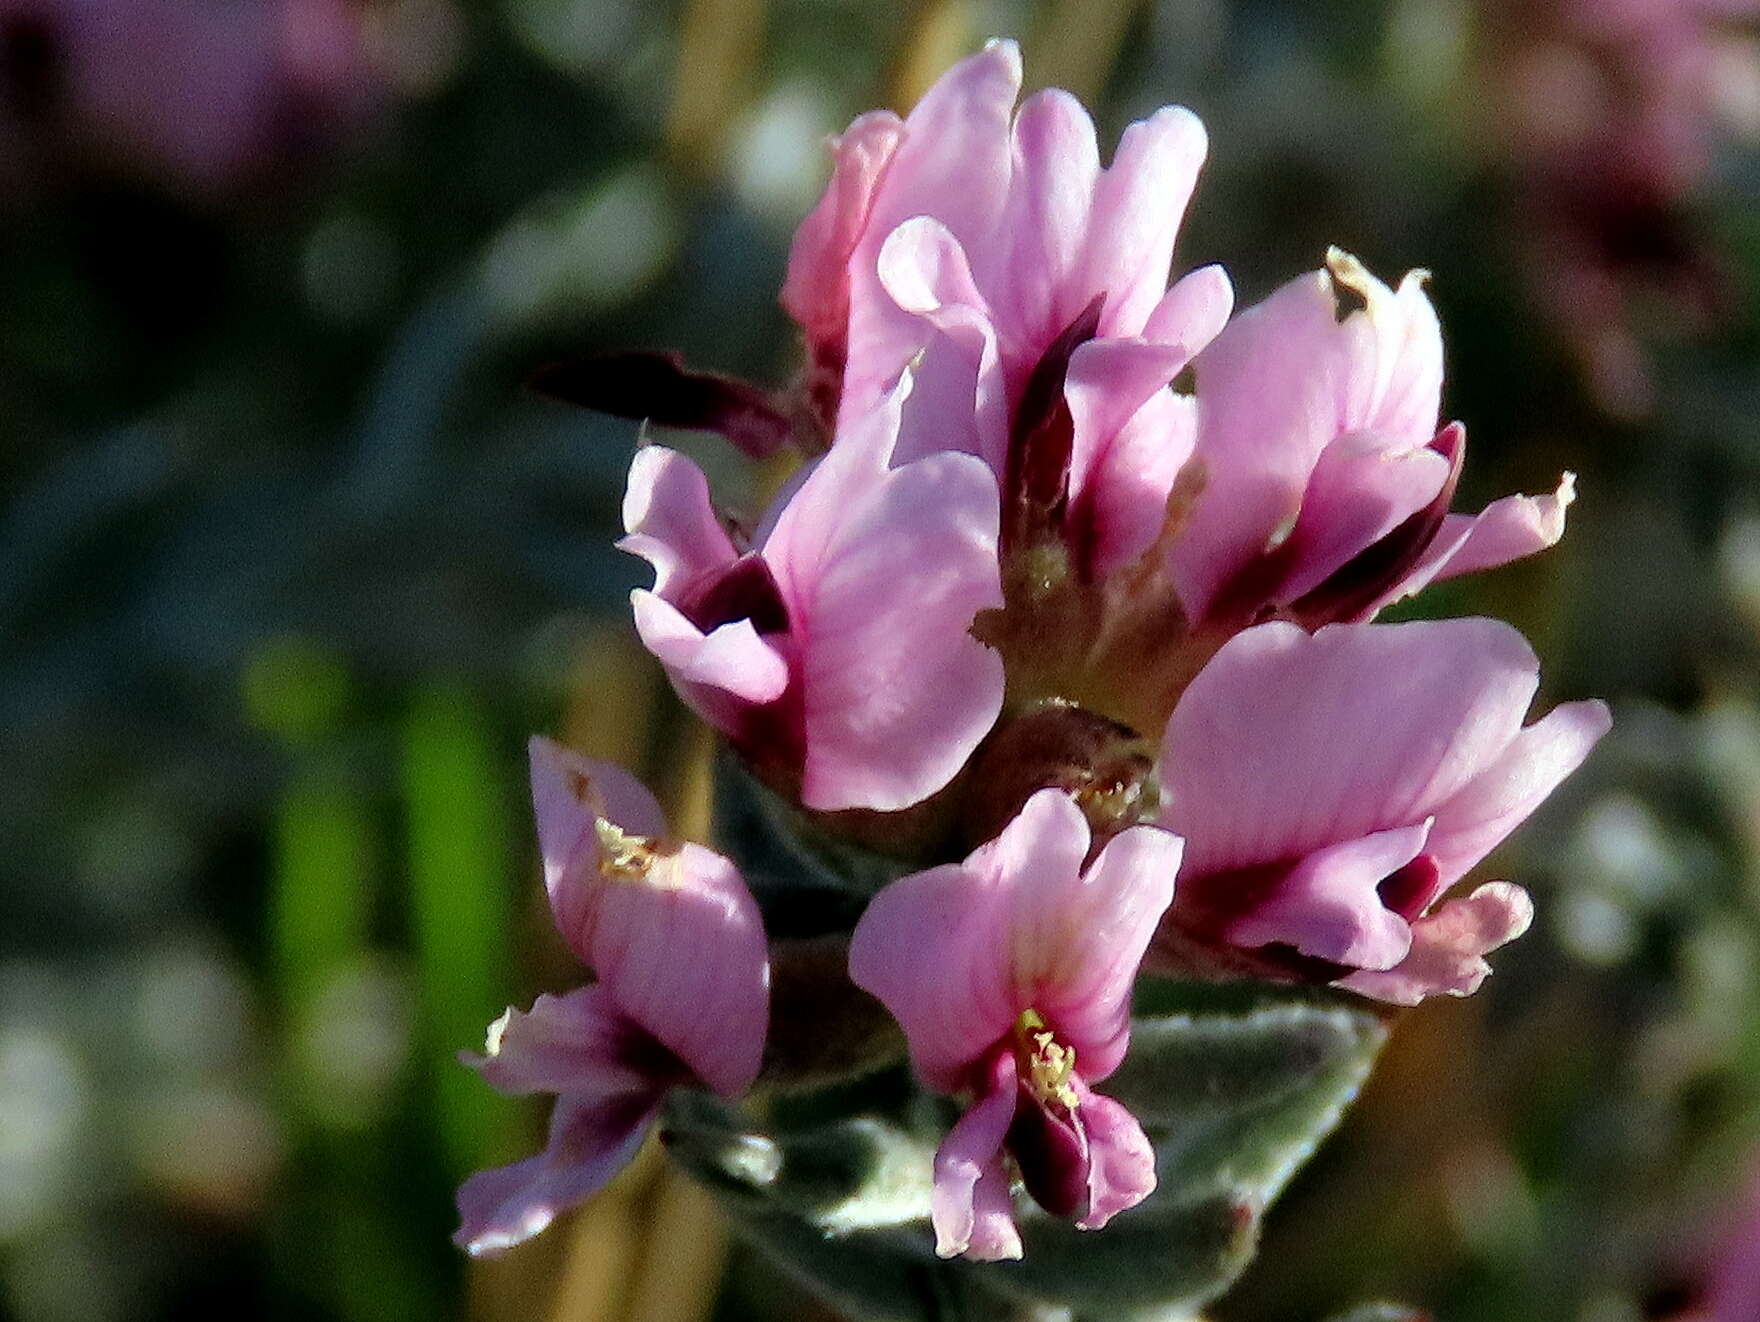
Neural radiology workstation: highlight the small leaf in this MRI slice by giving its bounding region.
[664,988,1385,1322]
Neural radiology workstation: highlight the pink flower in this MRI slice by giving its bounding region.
[784,37,1232,575]
[848,789,1183,1258]
[1153,619,1610,1003]
[621,379,1005,812]
[1182,249,1576,630]
[454,738,769,1255]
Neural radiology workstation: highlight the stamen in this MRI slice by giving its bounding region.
[595,819,659,881]
[1014,1009,1080,1109]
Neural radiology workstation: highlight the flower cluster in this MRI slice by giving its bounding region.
[457,40,1609,1263]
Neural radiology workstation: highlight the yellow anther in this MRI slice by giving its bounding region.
[1014,1009,1080,1110]
[594,819,658,880]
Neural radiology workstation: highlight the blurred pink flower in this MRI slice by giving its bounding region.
[621,381,1004,813]
[454,738,769,1255]
[1703,1163,1760,1320]
[1488,0,1759,414]
[848,789,1181,1258]
[0,0,384,204]
[1152,619,1609,1003]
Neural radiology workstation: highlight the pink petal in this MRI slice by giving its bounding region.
[841,40,1021,422]
[875,216,1005,468]
[848,860,1020,1093]
[576,837,769,1097]
[991,87,1102,367]
[1336,881,1534,1005]
[1176,271,1343,617]
[1177,257,1444,619]
[1141,263,1235,348]
[1083,389,1197,577]
[765,388,1004,812]
[463,985,676,1098]
[454,1089,662,1256]
[781,110,906,343]
[850,791,1179,1087]
[1274,431,1454,602]
[930,1051,1023,1261]
[1082,105,1210,339]
[618,446,739,597]
[528,738,666,963]
[1072,1083,1158,1231]
[1223,823,1431,968]
[1426,699,1612,887]
[1325,254,1443,446]
[1014,804,1183,1079]
[1160,619,1547,878]
[1065,338,1202,517]
[628,590,790,705]
[1427,473,1578,584]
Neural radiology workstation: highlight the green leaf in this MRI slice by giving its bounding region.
[664,990,1386,1322]
[710,754,917,911]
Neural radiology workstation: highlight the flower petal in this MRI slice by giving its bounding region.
[991,87,1103,366]
[528,737,666,962]
[1274,431,1454,603]
[1325,253,1443,447]
[1336,881,1534,1005]
[1426,698,1612,887]
[577,838,769,1097]
[782,110,906,344]
[524,740,769,1096]
[1072,1082,1158,1231]
[930,1051,1023,1261]
[1177,271,1343,616]
[1160,619,1546,878]
[852,791,1179,1087]
[629,591,790,706]
[766,388,1004,811]
[1083,389,1197,577]
[454,1089,662,1256]
[841,40,1022,423]
[876,216,1005,468]
[1427,473,1578,583]
[464,985,680,1097]
[1019,808,1183,1079]
[848,861,1019,1092]
[619,446,739,597]
[1082,104,1209,339]
[1223,823,1431,967]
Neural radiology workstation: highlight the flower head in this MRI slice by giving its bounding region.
[621,380,1005,812]
[848,789,1182,1257]
[454,738,769,1254]
[1153,619,1610,1002]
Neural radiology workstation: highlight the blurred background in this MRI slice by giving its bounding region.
[5,0,1760,1319]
